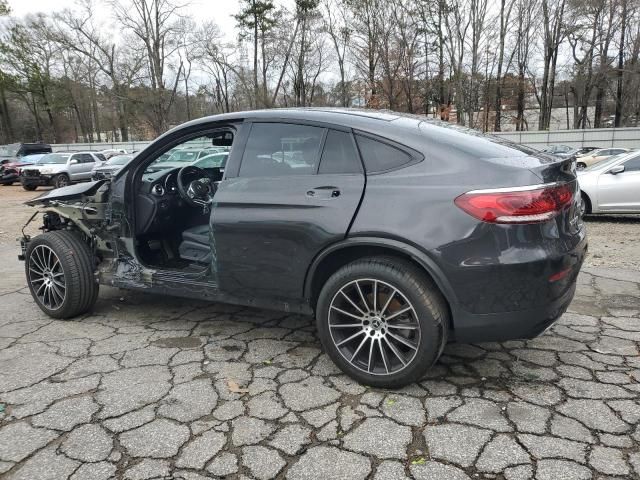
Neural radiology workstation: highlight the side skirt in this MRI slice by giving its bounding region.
[99,269,314,316]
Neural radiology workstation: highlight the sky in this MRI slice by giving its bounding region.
[6,0,253,40]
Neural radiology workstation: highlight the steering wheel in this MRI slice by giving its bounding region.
[176,166,216,208]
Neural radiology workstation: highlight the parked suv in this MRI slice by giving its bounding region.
[18,109,587,387]
[20,151,106,190]
[0,143,52,164]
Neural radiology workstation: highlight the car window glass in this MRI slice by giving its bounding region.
[623,156,640,171]
[94,153,107,162]
[319,130,361,174]
[239,123,324,177]
[79,154,95,163]
[145,134,232,174]
[355,135,413,173]
[196,153,229,169]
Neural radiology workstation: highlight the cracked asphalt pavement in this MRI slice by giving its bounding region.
[0,187,639,480]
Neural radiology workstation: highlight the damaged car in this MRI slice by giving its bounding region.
[19,109,587,387]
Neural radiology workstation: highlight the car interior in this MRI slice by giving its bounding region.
[134,129,234,273]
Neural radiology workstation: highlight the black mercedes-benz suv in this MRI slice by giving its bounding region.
[19,109,586,387]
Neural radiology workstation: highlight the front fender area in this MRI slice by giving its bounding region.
[24,180,107,205]
[303,236,460,315]
[20,181,115,258]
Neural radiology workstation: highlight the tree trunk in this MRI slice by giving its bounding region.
[615,0,627,127]
[253,1,259,108]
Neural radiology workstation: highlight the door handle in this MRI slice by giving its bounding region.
[307,186,340,199]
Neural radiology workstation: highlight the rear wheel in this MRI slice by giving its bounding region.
[22,184,37,191]
[316,257,448,388]
[54,174,70,188]
[25,231,99,319]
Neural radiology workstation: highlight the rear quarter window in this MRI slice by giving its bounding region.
[354,135,413,173]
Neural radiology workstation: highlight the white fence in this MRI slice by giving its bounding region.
[492,127,640,149]
[51,141,151,153]
[50,127,640,152]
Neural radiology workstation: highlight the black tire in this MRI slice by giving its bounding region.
[576,162,587,170]
[25,231,99,319]
[22,184,37,191]
[2,182,14,186]
[54,174,70,188]
[580,192,592,216]
[316,257,448,388]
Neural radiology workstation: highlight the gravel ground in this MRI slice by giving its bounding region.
[0,183,639,480]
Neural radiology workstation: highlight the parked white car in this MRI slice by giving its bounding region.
[578,151,640,215]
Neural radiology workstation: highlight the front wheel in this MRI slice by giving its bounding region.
[22,184,37,191]
[25,231,99,319]
[54,174,70,188]
[316,257,448,388]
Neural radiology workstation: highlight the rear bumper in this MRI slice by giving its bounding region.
[452,280,577,342]
[449,233,587,343]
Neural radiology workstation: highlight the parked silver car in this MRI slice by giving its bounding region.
[91,154,135,180]
[20,151,105,190]
[578,151,640,214]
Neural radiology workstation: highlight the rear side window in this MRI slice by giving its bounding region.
[319,130,361,174]
[355,135,413,173]
[94,153,107,162]
[239,123,324,178]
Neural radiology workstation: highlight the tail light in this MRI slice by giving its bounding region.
[455,182,574,224]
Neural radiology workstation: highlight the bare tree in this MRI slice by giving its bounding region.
[538,0,567,130]
[493,0,516,131]
[323,0,351,107]
[112,0,187,135]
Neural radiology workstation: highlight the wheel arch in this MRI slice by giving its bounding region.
[304,237,457,326]
[580,189,593,214]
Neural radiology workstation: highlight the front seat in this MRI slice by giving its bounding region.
[179,224,212,263]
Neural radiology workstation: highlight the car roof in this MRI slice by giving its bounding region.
[162,108,498,152]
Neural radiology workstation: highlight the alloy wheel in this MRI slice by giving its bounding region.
[28,245,66,310]
[328,278,421,376]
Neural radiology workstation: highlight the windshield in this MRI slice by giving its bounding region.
[162,150,201,163]
[0,144,19,156]
[38,153,70,164]
[194,153,228,169]
[106,154,133,166]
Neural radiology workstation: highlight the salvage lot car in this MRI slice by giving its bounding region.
[578,150,640,215]
[0,153,46,185]
[575,147,631,169]
[0,142,52,164]
[18,109,587,387]
[91,153,135,180]
[20,151,106,190]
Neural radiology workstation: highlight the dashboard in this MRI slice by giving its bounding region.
[136,166,223,236]
[136,168,184,235]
